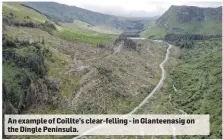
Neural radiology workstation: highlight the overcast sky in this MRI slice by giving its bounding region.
[53,0,222,17]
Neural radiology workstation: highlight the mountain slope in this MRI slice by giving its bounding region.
[141,5,222,39]
[3,2,48,24]
[21,2,150,31]
[2,1,166,119]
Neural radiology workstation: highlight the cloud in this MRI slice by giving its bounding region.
[56,0,222,17]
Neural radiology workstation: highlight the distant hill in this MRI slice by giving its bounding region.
[141,5,222,39]
[22,2,151,31]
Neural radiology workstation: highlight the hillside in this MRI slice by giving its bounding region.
[21,2,151,32]
[3,3,168,139]
[169,40,222,139]
[141,5,222,39]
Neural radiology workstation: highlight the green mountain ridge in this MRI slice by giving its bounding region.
[21,2,152,31]
[141,5,222,39]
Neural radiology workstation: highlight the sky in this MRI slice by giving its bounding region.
[54,0,222,17]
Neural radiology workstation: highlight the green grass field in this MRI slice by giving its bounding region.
[56,29,116,45]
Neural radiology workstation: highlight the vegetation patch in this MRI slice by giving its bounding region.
[3,36,62,115]
[57,29,116,45]
[168,40,222,139]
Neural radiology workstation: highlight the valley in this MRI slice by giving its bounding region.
[2,1,222,139]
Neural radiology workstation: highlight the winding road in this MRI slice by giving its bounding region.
[128,43,172,114]
[73,42,173,139]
